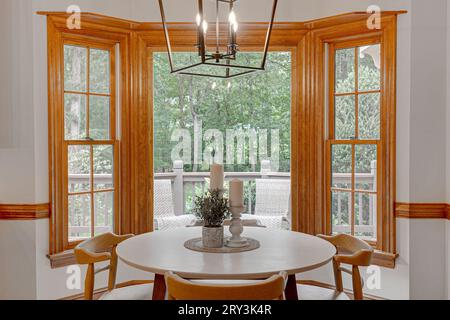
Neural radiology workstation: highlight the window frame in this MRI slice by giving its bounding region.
[324,34,395,254]
[44,12,402,268]
[327,39,382,247]
[61,39,119,250]
[45,16,143,257]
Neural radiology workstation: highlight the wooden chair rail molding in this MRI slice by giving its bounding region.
[395,203,450,220]
[39,10,406,265]
[0,204,50,220]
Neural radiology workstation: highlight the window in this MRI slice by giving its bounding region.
[326,40,382,245]
[153,51,292,229]
[45,12,400,267]
[63,42,117,247]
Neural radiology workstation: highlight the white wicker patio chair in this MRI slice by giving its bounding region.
[242,179,291,230]
[154,180,196,231]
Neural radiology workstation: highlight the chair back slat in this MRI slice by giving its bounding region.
[154,180,175,218]
[255,179,290,217]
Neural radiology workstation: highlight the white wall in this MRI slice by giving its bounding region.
[446,0,450,301]
[0,0,449,300]
[407,0,448,300]
[0,221,37,299]
[0,0,39,300]
[0,0,36,203]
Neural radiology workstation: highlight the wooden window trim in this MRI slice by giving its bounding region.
[43,12,404,269]
[46,15,153,256]
[317,16,398,265]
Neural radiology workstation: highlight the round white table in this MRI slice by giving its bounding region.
[117,227,336,300]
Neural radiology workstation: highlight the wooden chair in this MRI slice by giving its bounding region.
[165,272,287,300]
[74,233,153,300]
[241,179,291,230]
[298,234,374,301]
[154,179,196,230]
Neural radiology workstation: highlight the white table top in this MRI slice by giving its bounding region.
[117,227,336,280]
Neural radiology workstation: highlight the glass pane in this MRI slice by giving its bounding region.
[358,44,381,92]
[359,93,381,140]
[152,51,292,227]
[64,94,87,140]
[64,45,87,92]
[332,144,352,190]
[69,194,91,242]
[331,191,351,235]
[94,145,114,191]
[335,95,355,140]
[355,145,377,191]
[354,193,377,241]
[335,48,355,94]
[90,49,110,94]
[68,145,91,193]
[89,96,110,140]
[94,192,114,236]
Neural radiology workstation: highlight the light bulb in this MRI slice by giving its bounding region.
[233,22,239,33]
[202,20,208,33]
[196,13,201,26]
[227,82,232,89]
[228,10,237,25]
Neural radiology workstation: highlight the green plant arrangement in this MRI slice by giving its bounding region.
[194,189,230,228]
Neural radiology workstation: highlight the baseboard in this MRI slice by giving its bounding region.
[297,280,387,300]
[63,279,385,301]
[61,280,154,300]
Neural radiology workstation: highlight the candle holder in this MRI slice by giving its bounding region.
[226,205,248,248]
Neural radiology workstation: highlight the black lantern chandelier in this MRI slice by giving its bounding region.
[158,0,278,78]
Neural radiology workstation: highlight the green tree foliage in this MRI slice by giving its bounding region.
[153,52,292,174]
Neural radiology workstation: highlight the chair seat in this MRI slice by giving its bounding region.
[297,284,350,301]
[100,283,154,300]
[241,214,288,230]
[154,214,196,231]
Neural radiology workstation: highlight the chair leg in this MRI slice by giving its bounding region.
[85,264,95,300]
[333,259,343,292]
[108,248,118,291]
[352,266,363,300]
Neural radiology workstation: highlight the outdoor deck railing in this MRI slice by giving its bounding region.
[68,160,377,238]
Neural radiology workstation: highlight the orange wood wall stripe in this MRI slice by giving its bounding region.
[395,203,450,219]
[0,204,50,220]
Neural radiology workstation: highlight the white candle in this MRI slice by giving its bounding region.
[210,164,224,190]
[229,179,244,207]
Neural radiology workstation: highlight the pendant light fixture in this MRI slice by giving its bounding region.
[158,0,278,78]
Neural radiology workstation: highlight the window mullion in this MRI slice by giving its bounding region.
[90,145,95,238]
[354,47,359,140]
[351,144,356,236]
[86,47,91,140]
